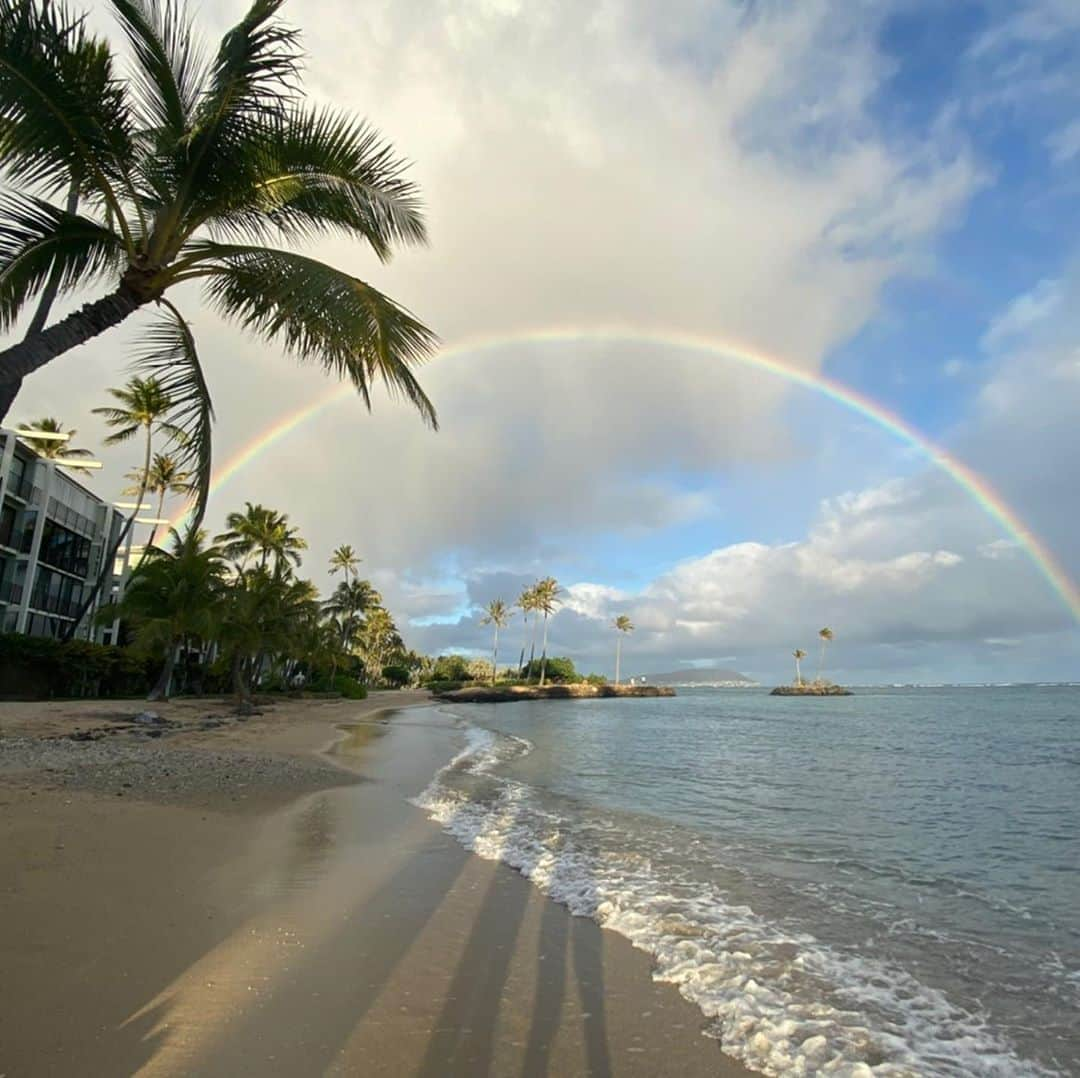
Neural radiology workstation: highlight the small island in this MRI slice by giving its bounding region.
[434,683,676,703]
[773,629,853,694]
[770,683,853,696]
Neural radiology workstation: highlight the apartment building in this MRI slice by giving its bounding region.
[0,428,127,642]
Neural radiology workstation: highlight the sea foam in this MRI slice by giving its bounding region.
[412,720,1058,1077]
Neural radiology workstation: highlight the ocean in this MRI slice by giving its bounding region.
[413,686,1079,1076]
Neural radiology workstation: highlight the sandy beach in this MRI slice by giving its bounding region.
[1,693,749,1077]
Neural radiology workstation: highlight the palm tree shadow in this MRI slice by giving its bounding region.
[520,892,569,1078]
[571,914,612,1077]
[182,832,471,1077]
[415,856,532,1077]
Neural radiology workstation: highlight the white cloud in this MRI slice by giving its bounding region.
[1047,119,1080,163]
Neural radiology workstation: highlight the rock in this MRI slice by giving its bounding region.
[134,711,163,725]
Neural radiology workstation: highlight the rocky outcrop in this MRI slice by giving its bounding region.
[769,684,853,696]
[434,683,676,703]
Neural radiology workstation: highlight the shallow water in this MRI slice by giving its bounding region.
[414,686,1080,1076]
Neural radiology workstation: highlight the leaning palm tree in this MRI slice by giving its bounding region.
[613,614,634,685]
[816,628,834,683]
[17,416,93,460]
[0,0,438,522]
[328,544,361,586]
[533,577,561,686]
[481,599,513,687]
[215,502,306,574]
[793,648,807,687]
[63,376,183,640]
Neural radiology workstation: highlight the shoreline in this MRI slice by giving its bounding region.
[1,693,750,1076]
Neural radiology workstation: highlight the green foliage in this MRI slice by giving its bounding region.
[333,674,367,699]
[381,663,410,688]
[523,656,578,683]
[423,679,466,694]
[585,673,608,686]
[431,654,470,681]
[0,634,155,699]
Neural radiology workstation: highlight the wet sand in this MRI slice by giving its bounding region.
[1,694,750,1076]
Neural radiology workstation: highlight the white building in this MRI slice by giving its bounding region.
[0,428,129,642]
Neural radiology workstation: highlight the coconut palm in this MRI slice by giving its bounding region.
[328,544,360,586]
[516,585,535,677]
[215,502,306,573]
[613,614,634,685]
[0,0,438,522]
[533,577,561,686]
[17,416,93,460]
[481,599,513,687]
[99,526,225,700]
[357,605,402,684]
[323,577,380,648]
[63,375,183,640]
[816,627,834,682]
[126,452,192,552]
[793,648,807,687]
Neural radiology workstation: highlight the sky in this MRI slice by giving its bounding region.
[11,0,1080,683]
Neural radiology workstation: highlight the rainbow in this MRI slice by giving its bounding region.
[170,328,1080,623]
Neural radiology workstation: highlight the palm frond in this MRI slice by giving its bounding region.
[109,0,209,140]
[199,106,427,257]
[0,1,138,235]
[190,242,438,427]
[0,191,124,331]
[185,0,298,160]
[128,299,214,525]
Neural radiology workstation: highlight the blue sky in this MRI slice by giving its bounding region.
[20,0,1080,681]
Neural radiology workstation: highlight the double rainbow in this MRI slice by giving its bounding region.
[170,328,1080,623]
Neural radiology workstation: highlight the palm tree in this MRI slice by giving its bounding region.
[516,585,535,677]
[215,502,306,573]
[358,606,402,685]
[793,648,807,687]
[323,577,380,648]
[481,599,513,687]
[533,577,561,686]
[63,376,183,640]
[18,417,93,460]
[329,544,360,586]
[613,614,634,685]
[126,453,192,554]
[99,526,225,700]
[817,627,834,683]
[0,0,438,522]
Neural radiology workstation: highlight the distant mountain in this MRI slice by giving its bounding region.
[640,667,757,687]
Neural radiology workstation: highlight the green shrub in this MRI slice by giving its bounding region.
[522,656,578,683]
[584,673,608,686]
[381,663,411,688]
[0,634,158,699]
[423,679,466,694]
[431,654,470,681]
[333,675,368,699]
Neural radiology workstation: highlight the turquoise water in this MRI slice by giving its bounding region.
[416,687,1079,1076]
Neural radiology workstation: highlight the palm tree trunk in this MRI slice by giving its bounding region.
[62,428,152,642]
[148,642,178,702]
[232,652,254,715]
[615,636,622,685]
[529,618,538,680]
[795,657,802,686]
[539,615,550,686]
[491,626,499,687]
[817,641,826,682]
[0,288,143,422]
[0,181,81,422]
